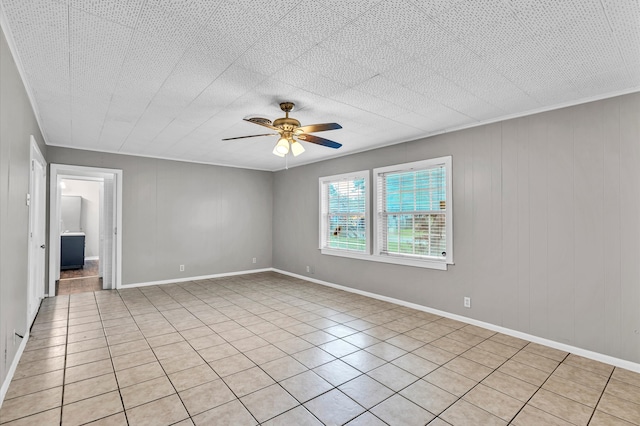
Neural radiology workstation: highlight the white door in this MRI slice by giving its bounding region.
[28,149,46,324]
[98,181,104,278]
[102,175,116,290]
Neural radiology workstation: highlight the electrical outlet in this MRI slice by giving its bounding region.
[463,297,471,308]
[179,265,185,272]
[252,257,256,264]
[306,266,310,273]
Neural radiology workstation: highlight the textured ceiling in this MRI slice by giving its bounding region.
[1,0,638,171]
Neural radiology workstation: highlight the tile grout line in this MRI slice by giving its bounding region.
[584,367,615,425]
[126,287,190,411]
[154,281,263,424]
[175,278,378,424]
[503,351,571,425]
[97,290,132,425]
[133,280,262,425]
[232,305,462,423]
[176,280,327,425]
[381,323,502,423]
[59,295,71,426]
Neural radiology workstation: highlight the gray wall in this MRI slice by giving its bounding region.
[0,29,47,391]
[47,147,273,285]
[273,93,640,364]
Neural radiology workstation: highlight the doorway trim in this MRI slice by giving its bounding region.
[49,164,123,296]
[27,136,46,325]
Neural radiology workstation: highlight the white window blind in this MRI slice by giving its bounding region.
[319,171,369,255]
[374,157,452,267]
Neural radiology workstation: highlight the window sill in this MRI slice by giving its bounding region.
[321,248,372,262]
[371,254,449,270]
[320,248,450,270]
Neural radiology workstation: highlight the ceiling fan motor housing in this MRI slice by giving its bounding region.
[272,117,300,132]
[273,102,299,132]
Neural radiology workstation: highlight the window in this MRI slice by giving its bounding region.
[373,156,452,269]
[319,171,369,258]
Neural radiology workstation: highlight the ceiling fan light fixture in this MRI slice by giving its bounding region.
[274,137,289,156]
[226,102,343,157]
[290,140,305,157]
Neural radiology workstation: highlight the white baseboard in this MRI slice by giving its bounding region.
[273,268,640,374]
[0,332,30,409]
[121,268,273,289]
[84,256,99,261]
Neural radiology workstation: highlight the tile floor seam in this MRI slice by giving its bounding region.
[584,366,615,425]
[58,293,71,426]
[127,286,205,425]
[100,290,149,425]
[151,285,289,424]
[66,290,126,426]
[391,323,555,424]
[59,275,100,281]
[405,326,500,408]
[222,335,336,424]
[221,290,375,425]
[483,346,552,396]
[189,289,366,425]
[505,350,572,425]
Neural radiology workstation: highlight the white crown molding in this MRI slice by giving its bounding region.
[46,143,275,172]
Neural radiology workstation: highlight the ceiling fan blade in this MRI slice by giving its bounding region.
[297,133,342,149]
[296,123,342,133]
[243,117,281,131]
[221,133,277,141]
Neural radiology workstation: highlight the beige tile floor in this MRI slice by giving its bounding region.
[1,272,639,425]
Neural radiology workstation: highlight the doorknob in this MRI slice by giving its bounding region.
[40,244,46,249]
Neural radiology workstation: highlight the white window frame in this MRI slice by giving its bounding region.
[319,170,370,260]
[373,156,453,270]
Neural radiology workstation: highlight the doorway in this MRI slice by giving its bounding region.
[49,164,122,296]
[27,136,46,325]
[57,178,102,294]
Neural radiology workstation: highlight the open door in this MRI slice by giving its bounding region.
[27,137,46,325]
[101,175,117,290]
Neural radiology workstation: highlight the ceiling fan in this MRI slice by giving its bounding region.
[222,102,342,157]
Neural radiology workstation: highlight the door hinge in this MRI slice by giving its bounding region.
[26,193,31,206]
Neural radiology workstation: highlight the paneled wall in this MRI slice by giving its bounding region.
[0,29,47,393]
[273,93,640,363]
[47,148,274,285]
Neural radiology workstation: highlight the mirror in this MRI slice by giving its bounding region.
[61,195,82,233]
